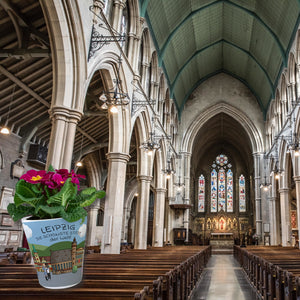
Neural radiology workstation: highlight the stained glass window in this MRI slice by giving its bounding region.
[198,175,205,212]
[239,175,246,212]
[218,168,226,211]
[209,154,246,213]
[227,169,233,212]
[211,169,217,212]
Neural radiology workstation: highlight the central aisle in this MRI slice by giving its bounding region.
[191,254,257,300]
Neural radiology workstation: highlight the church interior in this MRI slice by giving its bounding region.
[1,0,300,299]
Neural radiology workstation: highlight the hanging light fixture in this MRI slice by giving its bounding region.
[76,120,85,167]
[162,159,175,179]
[260,175,271,191]
[1,84,16,135]
[260,154,271,190]
[98,17,129,113]
[288,132,300,156]
[0,122,10,135]
[98,61,130,113]
[140,118,161,155]
[140,131,161,155]
[174,175,185,191]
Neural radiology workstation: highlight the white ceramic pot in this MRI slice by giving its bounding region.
[22,216,87,289]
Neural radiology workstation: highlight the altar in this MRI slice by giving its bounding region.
[209,232,234,248]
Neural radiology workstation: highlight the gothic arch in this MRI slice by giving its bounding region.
[181,102,264,155]
[86,51,131,154]
[40,1,87,111]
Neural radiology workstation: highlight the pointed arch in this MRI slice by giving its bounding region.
[181,102,263,154]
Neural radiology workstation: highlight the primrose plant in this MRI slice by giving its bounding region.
[7,165,105,223]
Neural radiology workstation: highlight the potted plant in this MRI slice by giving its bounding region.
[7,166,105,289]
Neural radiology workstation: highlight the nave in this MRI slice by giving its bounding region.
[190,254,257,300]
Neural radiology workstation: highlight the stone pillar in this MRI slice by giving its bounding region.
[140,62,149,91]
[296,64,300,98]
[269,195,280,246]
[47,106,82,170]
[121,206,131,243]
[86,202,100,246]
[165,173,174,244]
[294,175,300,249]
[111,0,125,32]
[153,188,167,247]
[128,211,136,244]
[183,152,191,243]
[281,100,287,122]
[127,32,137,66]
[102,152,130,254]
[253,153,262,238]
[278,188,291,246]
[134,175,152,249]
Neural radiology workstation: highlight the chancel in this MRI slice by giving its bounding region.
[0,0,300,299]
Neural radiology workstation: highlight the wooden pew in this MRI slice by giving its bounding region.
[234,245,300,300]
[0,245,211,300]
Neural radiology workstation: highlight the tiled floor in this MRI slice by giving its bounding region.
[190,255,258,300]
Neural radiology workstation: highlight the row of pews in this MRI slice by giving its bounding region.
[234,245,300,300]
[0,245,211,300]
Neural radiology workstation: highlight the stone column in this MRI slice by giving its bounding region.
[294,175,300,249]
[121,206,131,243]
[296,64,300,98]
[153,188,167,247]
[183,152,191,243]
[102,152,130,254]
[253,153,262,238]
[111,0,125,32]
[278,188,291,246]
[269,195,280,246]
[86,202,100,246]
[47,106,82,170]
[140,62,149,91]
[127,32,137,66]
[165,173,174,244]
[128,211,136,244]
[134,175,152,249]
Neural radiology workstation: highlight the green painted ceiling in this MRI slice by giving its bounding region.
[140,0,300,117]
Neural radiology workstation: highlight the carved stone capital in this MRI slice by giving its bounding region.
[49,106,82,123]
[155,188,167,194]
[137,175,152,182]
[106,152,131,162]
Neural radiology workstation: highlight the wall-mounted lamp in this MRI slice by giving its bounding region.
[162,159,175,179]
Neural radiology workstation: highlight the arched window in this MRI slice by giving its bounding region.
[198,175,205,212]
[211,169,217,212]
[239,175,246,212]
[210,154,241,213]
[227,169,233,212]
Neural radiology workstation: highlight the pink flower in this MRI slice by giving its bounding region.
[21,170,46,184]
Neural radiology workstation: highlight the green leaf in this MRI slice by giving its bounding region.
[48,165,55,172]
[31,184,42,194]
[47,178,77,207]
[15,180,37,199]
[7,203,35,222]
[80,187,97,195]
[14,192,44,208]
[38,205,63,215]
[61,206,87,223]
[79,190,106,207]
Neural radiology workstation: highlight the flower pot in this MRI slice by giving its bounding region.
[22,216,87,289]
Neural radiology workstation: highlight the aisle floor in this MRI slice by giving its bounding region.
[190,254,258,300]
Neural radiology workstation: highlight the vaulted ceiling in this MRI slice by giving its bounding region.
[141,0,300,117]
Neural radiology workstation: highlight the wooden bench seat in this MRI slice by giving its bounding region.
[0,245,211,300]
[234,245,300,300]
